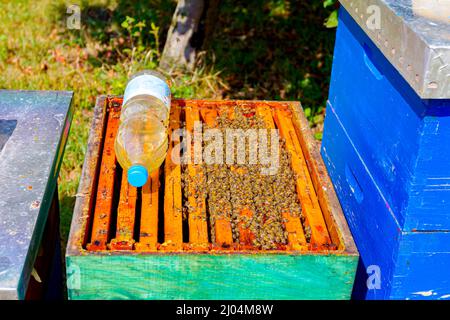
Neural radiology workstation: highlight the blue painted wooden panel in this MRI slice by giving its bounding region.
[322,103,401,299]
[328,7,450,232]
[322,6,450,299]
[327,7,424,229]
[391,231,450,300]
[406,104,450,231]
[323,103,450,299]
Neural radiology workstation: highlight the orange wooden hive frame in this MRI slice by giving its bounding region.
[81,97,350,253]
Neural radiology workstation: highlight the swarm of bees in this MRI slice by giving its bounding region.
[182,106,307,250]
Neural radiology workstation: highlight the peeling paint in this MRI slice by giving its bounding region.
[413,290,435,297]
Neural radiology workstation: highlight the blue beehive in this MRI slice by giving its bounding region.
[322,0,450,299]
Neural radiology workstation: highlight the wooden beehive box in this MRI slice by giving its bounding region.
[323,3,450,299]
[66,96,358,300]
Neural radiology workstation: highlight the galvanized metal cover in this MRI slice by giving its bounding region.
[0,90,73,299]
[340,0,450,99]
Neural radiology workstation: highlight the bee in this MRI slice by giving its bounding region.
[179,106,307,249]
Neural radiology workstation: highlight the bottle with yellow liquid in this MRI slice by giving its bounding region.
[115,70,170,187]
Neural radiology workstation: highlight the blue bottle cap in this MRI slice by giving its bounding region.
[127,165,148,187]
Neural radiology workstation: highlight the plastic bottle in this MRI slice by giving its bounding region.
[115,70,171,187]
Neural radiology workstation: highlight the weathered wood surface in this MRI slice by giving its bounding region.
[109,173,137,250]
[291,102,349,251]
[256,105,308,251]
[185,102,209,249]
[87,100,120,251]
[273,108,331,249]
[67,96,108,256]
[163,104,183,251]
[199,107,234,248]
[135,170,160,251]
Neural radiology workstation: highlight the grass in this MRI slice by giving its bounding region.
[0,0,337,247]
[206,0,338,134]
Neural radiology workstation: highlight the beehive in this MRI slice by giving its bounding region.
[66,96,358,300]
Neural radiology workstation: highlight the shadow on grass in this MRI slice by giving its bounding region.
[51,0,335,116]
[206,0,337,118]
[51,0,175,65]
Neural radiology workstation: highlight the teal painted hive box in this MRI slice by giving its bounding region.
[66,96,358,300]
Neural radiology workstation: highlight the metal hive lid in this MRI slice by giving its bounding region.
[340,0,450,99]
[0,90,73,299]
